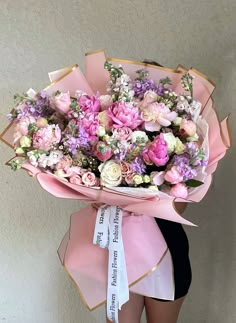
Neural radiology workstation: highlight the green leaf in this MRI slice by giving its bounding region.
[185,179,204,187]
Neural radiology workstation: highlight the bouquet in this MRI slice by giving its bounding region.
[0,50,231,323]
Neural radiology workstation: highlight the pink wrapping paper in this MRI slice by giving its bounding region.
[0,50,231,311]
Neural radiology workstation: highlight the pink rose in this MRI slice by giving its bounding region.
[70,175,82,185]
[141,103,177,132]
[139,91,158,109]
[99,95,113,111]
[125,171,135,185]
[170,183,188,199]
[66,166,82,177]
[78,94,100,113]
[14,116,36,143]
[55,155,73,171]
[53,92,71,114]
[33,124,61,151]
[150,171,165,186]
[164,166,183,184]
[120,161,131,176]
[180,119,197,137]
[82,171,97,187]
[142,134,169,166]
[112,127,132,141]
[93,141,113,162]
[108,102,142,130]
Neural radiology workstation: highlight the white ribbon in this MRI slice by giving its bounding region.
[93,205,129,323]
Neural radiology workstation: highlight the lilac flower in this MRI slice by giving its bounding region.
[172,153,197,180]
[130,157,146,175]
[133,78,164,99]
[64,127,89,155]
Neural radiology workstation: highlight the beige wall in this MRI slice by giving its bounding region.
[0,1,235,322]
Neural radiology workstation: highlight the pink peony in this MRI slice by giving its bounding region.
[82,171,97,187]
[164,166,183,184]
[170,183,188,199]
[108,102,142,130]
[80,113,100,138]
[14,116,36,143]
[33,124,61,151]
[180,119,197,137]
[93,141,113,162]
[139,91,158,109]
[142,134,169,166]
[78,94,100,113]
[53,92,71,114]
[141,102,177,132]
[99,95,113,111]
[70,175,82,185]
[112,127,132,141]
[55,155,73,171]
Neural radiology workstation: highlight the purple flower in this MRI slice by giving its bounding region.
[133,78,164,99]
[64,127,90,155]
[130,157,146,174]
[172,153,197,181]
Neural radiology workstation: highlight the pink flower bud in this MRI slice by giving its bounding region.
[180,119,197,137]
[170,183,188,199]
[164,166,183,184]
[93,141,113,162]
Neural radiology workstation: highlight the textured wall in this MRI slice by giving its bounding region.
[0,1,235,322]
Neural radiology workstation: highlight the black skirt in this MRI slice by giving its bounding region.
[153,218,192,301]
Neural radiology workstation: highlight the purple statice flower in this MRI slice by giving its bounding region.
[130,156,146,175]
[172,153,197,181]
[133,78,164,99]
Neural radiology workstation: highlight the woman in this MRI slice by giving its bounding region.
[108,60,192,323]
[110,202,191,323]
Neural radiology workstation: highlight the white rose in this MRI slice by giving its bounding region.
[99,160,122,187]
[163,133,177,153]
[131,131,149,145]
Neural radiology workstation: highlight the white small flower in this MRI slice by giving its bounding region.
[173,117,182,126]
[186,133,199,142]
[131,131,149,145]
[75,90,87,98]
[96,126,106,137]
[27,151,38,167]
[163,132,177,153]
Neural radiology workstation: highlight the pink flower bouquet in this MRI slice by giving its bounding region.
[0,50,231,322]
